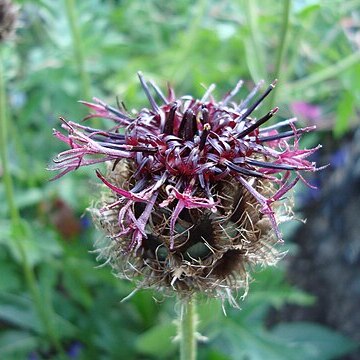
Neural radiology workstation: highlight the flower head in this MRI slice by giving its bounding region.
[50,73,320,303]
[0,0,18,43]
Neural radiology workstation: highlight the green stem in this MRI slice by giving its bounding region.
[0,50,65,357]
[0,51,19,223]
[244,0,267,82]
[17,228,65,358]
[170,0,207,85]
[64,0,91,101]
[179,299,197,360]
[269,0,291,108]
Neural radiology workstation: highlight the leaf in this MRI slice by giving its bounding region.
[14,188,44,209]
[294,1,320,16]
[334,91,354,138]
[209,319,356,360]
[209,321,300,360]
[62,258,95,309]
[37,264,78,339]
[135,322,177,358]
[131,290,159,328]
[0,220,11,245]
[272,322,358,360]
[199,349,232,360]
[197,298,223,330]
[6,220,63,266]
[0,293,41,333]
[0,330,38,358]
[237,267,315,323]
[0,251,21,292]
[0,291,75,340]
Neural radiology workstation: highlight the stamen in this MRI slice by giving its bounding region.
[178,109,196,140]
[238,79,277,121]
[259,118,297,132]
[237,80,264,112]
[258,126,315,142]
[81,98,132,122]
[149,80,168,104]
[238,107,279,138]
[137,71,160,112]
[104,104,130,120]
[224,160,264,177]
[245,158,302,170]
[199,123,211,151]
[222,80,244,105]
[163,102,178,135]
[200,83,216,102]
[201,106,209,124]
[97,142,158,153]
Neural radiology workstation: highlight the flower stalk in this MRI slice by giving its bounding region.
[0,49,18,222]
[64,0,91,101]
[269,0,291,108]
[180,299,197,360]
[0,6,65,353]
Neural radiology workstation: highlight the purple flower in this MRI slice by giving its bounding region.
[67,341,83,358]
[50,73,320,302]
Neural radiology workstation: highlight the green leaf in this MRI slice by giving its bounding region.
[14,188,44,209]
[238,267,315,323]
[62,258,96,309]
[210,321,300,360]
[197,299,223,329]
[294,2,320,16]
[334,91,354,138]
[131,290,159,328]
[199,349,232,360]
[209,319,356,360]
[135,322,177,358]
[0,330,38,358]
[0,293,41,333]
[272,322,358,360]
[6,221,63,266]
[0,251,21,292]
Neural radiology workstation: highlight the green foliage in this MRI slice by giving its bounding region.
[197,268,357,360]
[135,323,177,358]
[0,0,358,358]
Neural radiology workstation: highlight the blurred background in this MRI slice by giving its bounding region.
[0,0,359,359]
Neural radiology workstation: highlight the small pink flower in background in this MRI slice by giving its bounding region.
[291,101,321,123]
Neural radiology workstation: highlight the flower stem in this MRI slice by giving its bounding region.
[0,53,19,223]
[244,0,267,82]
[180,299,197,360]
[269,0,291,108]
[170,0,207,85]
[64,0,91,101]
[0,49,65,357]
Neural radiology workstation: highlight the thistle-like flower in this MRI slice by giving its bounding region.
[0,0,18,43]
[50,73,319,303]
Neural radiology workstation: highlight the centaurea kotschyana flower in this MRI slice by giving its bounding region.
[50,73,320,303]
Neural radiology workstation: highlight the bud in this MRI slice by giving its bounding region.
[0,0,18,43]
